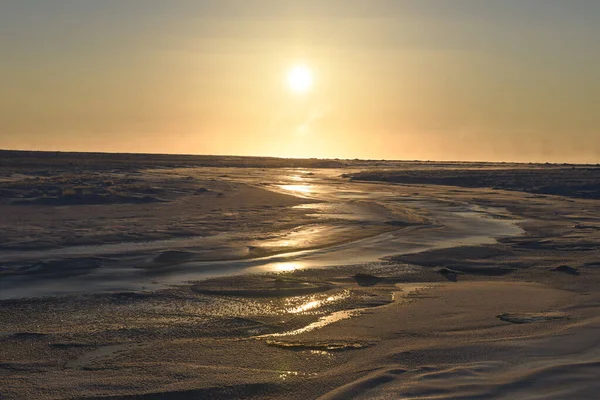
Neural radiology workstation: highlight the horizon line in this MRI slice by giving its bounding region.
[1,148,598,166]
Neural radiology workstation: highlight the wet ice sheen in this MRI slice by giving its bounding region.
[0,168,523,299]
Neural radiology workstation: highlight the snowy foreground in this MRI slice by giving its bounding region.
[1,151,600,399]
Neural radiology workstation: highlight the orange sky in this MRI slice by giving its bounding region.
[1,1,599,163]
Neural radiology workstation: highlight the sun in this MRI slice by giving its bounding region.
[287,65,313,94]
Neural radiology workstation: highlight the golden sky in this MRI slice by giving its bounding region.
[1,1,599,162]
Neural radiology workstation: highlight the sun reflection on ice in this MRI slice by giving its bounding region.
[278,370,317,381]
[278,184,313,194]
[310,350,334,358]
[286,290,350,314]
[273,262,301,272]
[289,300,321,313]
[267,309,359,337]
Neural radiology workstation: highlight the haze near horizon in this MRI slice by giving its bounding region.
[1,0,599,163]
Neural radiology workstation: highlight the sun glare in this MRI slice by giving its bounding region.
[287,65,313,94]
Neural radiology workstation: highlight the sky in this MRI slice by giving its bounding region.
[1,0,599,163]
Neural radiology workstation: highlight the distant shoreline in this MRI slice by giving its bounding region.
[1,148,596,169]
